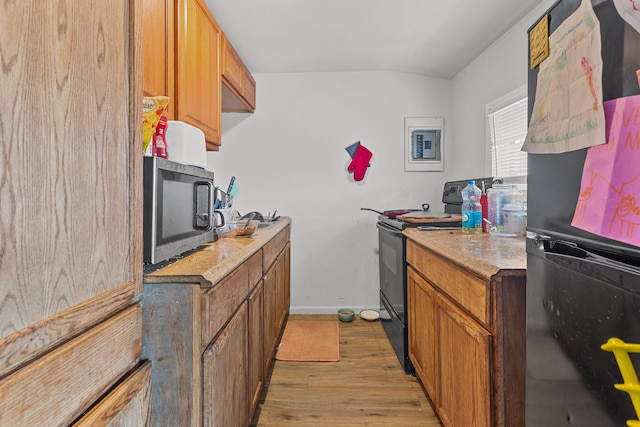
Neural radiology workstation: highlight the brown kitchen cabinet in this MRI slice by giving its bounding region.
[248,279,265,412]
[221,33,257,112]
[142,220,291,426]
[407,268,438,399]
[142,0,221,148]
[142,0,257,148]
[73,362,152,426]
[0,1,146,425]
[404,229,526,427]
[203,301,250,427]
[177,0,222,148]
[142,0,175,119]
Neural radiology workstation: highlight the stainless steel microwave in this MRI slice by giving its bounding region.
[143,157,216,265]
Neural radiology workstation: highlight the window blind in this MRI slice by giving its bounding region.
[487,97,528,178]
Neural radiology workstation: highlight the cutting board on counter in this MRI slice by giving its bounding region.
[397,212,462,224]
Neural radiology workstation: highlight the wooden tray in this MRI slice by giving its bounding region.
[397,212,462,224]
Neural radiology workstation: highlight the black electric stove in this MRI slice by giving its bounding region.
[377,177,497,374]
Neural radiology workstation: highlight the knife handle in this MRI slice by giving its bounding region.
[227,176,235,195]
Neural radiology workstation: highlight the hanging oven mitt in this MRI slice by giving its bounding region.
[348,143,373,182]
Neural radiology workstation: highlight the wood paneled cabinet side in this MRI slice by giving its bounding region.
[0,0,145,424]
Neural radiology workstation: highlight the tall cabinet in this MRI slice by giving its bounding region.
[0,1,147,425]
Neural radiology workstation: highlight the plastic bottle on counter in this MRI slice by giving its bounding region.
[461,180,482,234]
[152,115,168,159]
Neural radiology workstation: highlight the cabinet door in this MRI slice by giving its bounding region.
[73,362,152,426]
[275,251,287,332]
[263,263,277,376]
[248,280,264,418]
[221,34,243,94]
[221,33,256,113]
[283,244,291,313]
[436,293,492,427]
[242,69,256,111]
[177,0,221,148]
[203,301,249,427]
[407,268,438,400]
[0,0,141,380]
[142,0,175,120]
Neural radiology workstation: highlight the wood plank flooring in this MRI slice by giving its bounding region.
[251,314,443,427]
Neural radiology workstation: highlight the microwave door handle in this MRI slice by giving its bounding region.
[193,181,213,230]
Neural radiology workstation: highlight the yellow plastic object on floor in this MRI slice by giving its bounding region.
[601,337,640,427]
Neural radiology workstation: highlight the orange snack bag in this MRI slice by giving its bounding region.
[142,96,170,153]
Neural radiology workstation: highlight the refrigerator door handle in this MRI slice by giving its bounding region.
[531,239,640,293]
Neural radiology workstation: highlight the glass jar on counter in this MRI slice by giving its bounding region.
[487,184,525,237]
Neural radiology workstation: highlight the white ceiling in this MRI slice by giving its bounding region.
[205,0,542,79]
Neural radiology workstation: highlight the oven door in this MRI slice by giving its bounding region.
[377,221,406,324]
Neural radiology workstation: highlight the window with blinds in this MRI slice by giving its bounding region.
[487,94,528,179]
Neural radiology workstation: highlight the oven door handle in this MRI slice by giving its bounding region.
[376,221,405,237]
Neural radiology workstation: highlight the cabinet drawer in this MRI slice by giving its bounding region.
[407,240,490,327]
[73,361,151,426]
[202,262,249,346]
[248,250,263,290]
[0,305,142,427]
[263,226,288,271]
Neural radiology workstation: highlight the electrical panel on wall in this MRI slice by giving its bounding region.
[404,117,444,171]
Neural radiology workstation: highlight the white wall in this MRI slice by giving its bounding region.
[208,71,450,313]
[208,1,557,313]
[449,0,556,178]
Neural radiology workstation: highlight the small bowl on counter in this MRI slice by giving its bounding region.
[227,220,260,237]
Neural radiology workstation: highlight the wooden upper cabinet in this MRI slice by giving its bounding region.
[142,0,256,148]
[243,69,257,111]
[177,0,221,149]
[142,0,175,120]
[142,0,221,149]
[221,34,243,94]
[221,34,256,112]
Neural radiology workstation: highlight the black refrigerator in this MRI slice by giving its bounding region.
[526,0,640,425]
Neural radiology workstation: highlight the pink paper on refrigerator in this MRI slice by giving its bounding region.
[571,94,640,247]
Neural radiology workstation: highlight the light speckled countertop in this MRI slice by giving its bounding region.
[144,217,291,288]
[404,228,526,279]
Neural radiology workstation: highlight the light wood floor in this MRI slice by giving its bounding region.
[251,314,443,427]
